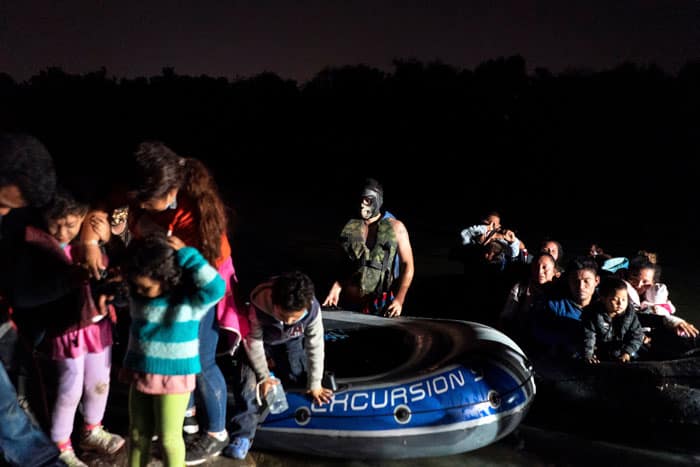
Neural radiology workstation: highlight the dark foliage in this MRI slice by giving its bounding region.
[1,56,699,289]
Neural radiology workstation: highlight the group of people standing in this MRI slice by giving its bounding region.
[0,133,414,467]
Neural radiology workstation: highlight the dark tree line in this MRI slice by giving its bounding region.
[2,55,700,263]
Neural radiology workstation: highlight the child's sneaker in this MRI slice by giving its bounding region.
[58,448,89,467]
[223,437,251,460]
[78,425,126,455]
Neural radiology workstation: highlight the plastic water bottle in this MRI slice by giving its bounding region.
[265,372,288,414]
[322,371,338,392]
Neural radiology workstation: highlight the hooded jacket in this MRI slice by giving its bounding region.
[245,280,324,390]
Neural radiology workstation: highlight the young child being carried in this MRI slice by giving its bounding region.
[582,277,644,364]
[120,233,225,467]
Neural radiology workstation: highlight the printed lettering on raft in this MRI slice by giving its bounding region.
[311,368,467,413]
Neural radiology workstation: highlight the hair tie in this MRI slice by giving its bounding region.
[178,158,186,167]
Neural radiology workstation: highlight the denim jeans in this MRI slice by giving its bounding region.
[189,306,227,433]
[0,362,65,466]
[227,353,259,440]
[266,337,308,389]
[229,336,308,440]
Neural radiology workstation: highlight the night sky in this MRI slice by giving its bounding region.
[2,1,698,83]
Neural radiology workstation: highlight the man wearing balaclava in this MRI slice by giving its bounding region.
[323,178,414,318]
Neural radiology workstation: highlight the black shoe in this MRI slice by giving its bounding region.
[185,433,230,466]
[183,415,200,435]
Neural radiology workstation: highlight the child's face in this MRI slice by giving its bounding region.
[47,214,85,245]
[271,304,307,325]
[628,268,655,295]
[603,288,628,317]
[132,275,163,298]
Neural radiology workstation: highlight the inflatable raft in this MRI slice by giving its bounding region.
[524,317,700,453]
[252,310,536,459]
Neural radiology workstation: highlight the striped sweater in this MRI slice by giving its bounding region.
[123,246,225,375]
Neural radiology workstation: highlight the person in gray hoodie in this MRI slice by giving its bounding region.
[224,270,334,460]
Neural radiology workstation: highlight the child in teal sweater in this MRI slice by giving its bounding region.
[121,233,225,467]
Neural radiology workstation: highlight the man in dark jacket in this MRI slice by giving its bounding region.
[0,132,66,467]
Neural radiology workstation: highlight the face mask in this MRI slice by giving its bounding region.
[360,187,383,220]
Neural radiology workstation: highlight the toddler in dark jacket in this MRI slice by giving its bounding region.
[582,276,644,364]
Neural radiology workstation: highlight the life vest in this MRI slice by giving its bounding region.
[339,215,398,297]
